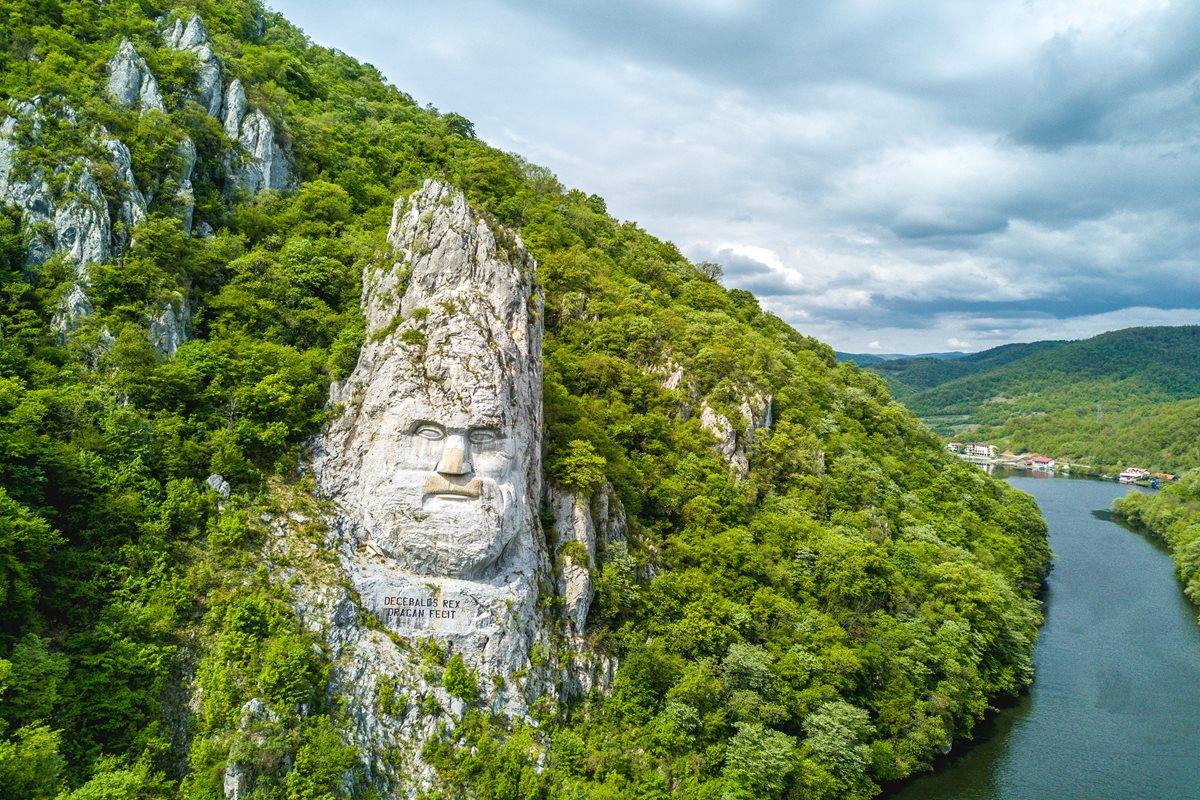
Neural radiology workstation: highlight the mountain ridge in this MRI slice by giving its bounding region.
[870,326,1200,470]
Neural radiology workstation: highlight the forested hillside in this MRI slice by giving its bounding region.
[1115,474,1200,613]
[0,1,1050,798]
[885,327,1200,471]
[869,341,1067,397]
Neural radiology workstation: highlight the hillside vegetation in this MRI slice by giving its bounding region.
[1115,474,1200,613]
[877,327,1200,471]
[870,341,1067,397]
[0,1,1049,798]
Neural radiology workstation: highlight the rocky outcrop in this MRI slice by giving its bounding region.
[164,15,224,117]
[652,358,772,479]
[0,101,54,265]
[150,294,191,356]
[699,392,772,480]
[107,40,164,113]
[48,164,111,341]
[205,473,231,499]
[162,14,291,197]
[54,165,111,267]
[102,134,148,255]
[546,482,627,636]
[1,13,293,350]
[309,180,556,791]
[221,79,246,139]
[1,100,142,338]
[51,283,94,342]
[222,79,293,194]
[175,137,197,232]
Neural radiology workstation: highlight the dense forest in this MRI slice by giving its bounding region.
[0,0,1051,797]
[865,342,1068,397]
[868,327,1200,472]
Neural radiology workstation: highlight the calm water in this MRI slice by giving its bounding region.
[890,474,1200,800]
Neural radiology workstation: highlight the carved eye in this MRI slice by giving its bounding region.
[414,425,444,440]
[468,429,498,445]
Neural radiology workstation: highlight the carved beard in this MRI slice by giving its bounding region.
[375,481,523,579]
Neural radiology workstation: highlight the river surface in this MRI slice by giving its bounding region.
[890,474,1200,800]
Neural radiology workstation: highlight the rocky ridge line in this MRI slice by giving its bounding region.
[0,13,296,352]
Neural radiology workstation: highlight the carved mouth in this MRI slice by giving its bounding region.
[422,474,483,501]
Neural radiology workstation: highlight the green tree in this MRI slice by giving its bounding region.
[722,722,797,798]
[443,653,478,702]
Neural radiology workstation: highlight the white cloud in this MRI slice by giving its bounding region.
[271,0,1200,352]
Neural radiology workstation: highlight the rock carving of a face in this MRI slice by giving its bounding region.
[322,181,541,581]
[357,392,529,579]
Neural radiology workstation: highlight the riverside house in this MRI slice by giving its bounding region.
[1120,467,1151,484]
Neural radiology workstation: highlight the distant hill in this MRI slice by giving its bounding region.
[836,351,887,365]
[835,350,966,366]
[878,326,1200,471]
[871,340,1069,396]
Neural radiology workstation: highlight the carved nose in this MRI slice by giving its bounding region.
[436,435,472,476]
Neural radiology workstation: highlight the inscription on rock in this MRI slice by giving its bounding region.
[377,591,474,630]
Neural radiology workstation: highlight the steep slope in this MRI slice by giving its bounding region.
[0,2,1049,799]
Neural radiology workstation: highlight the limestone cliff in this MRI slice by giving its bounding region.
[306,181,613,794]
[653,359,773,479]
[107,40,165,113]
[698,391,773,480]
[545,482,627,637]
[0,13,295,352]
[163,15,224,117]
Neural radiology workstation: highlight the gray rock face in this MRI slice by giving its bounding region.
[107,40,165,113]
[54,164,110,266]
[546,482,627,635]
[0,107,26,197]
[3,103,107,307]
[221,79,293,194]
[0,98,196,345]
[1,101,54,264]
[49,161,110,341]
[309,181,570,790]
[102,134,148,255]
[175,137,197,232]
[51,283,94,342]
[653,358,773,478]
[222,762,246,800]
[221,79,246,138]
[699,392,772,480]
[0,102,91,332]
[232,109,292,194]
[150,294,191,356]
[205,473,232,499]
[164,15,224,117]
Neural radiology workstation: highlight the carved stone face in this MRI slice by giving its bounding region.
[356,398,531,579]
[321,181,541,582]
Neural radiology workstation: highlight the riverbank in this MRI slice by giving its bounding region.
[1113,473,1200,614]
[946,442,1178,486]
[888,475,1200,800]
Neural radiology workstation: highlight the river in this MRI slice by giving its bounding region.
[889,474,1200,800]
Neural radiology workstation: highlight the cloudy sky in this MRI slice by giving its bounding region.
[270,0,1200,353]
